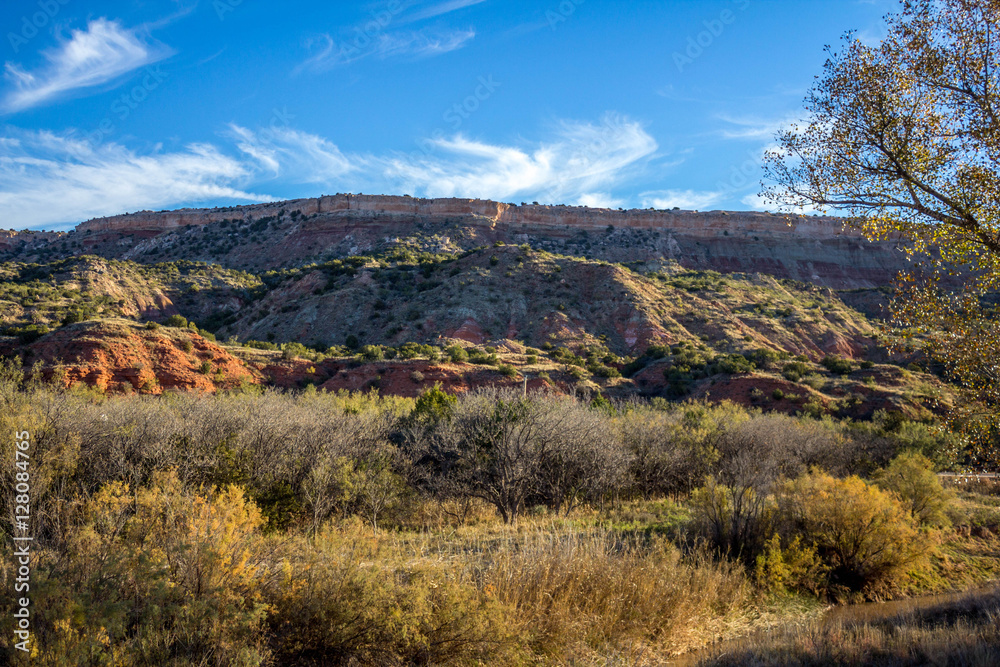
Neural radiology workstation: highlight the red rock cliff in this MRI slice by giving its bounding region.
[70,194,905,289]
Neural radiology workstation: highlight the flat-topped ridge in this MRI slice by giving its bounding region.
[75,193,856,239]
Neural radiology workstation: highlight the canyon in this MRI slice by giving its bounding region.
[0,194,947,414]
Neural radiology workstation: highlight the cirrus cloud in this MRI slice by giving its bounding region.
[640,189,723,211]
[382,114,658,204]
[0,129,270,229]
[3,18,172,113]
[3,113,658,229]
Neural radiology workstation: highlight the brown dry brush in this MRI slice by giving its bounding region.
[0,361,968,665]
[695,586,1000,667]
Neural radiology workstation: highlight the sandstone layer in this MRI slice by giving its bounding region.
[64,194,907,289]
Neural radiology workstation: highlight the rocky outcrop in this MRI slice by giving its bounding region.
[0,229,64,251]
[30,320,258,394]
[78,194,855,238]
[58,194,910,289]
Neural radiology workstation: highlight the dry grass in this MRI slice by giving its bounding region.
[691,586,1000,666]
[485,529,752,662]
[285,519,756,663]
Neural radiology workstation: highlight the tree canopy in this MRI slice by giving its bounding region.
[763,0,1000,465]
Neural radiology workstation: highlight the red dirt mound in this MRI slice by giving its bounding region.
[28,320,259,394]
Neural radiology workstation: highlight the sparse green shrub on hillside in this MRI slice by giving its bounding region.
[497,363,518,378]
[549,346,586,367]
[821,354,853,375]
[6,323,50,343]
[277,342,327,363]
[164,314,188,328]
[717,354,755,375]
[397,342,440,360]
[746,348,784,370]
[800,374,827,391]
[467,348,499,366]
[782,361,810,382]
[589,363,621,379]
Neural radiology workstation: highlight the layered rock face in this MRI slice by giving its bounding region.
[77,194,851,237]
[0,229,65,251]
[72,194,907,288]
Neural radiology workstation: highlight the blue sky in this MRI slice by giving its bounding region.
[1,0,896,230]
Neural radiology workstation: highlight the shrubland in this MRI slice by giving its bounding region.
[0,359,995,665]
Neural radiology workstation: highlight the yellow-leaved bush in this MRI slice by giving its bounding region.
[773,470,931,600]
[25,471,271,666]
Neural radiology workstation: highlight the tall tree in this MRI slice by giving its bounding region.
[762,0,1000,465]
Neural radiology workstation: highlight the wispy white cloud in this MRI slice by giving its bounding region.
[0,129,270,229]
[230,124,356,182]
[381,114,657,203]
[296,27,474,72]
[378,28,475,58]
[4,113,656,229]
[640,189,724,211]
[403,0,487,23]
[716,113,804,141]
[229,114,655,204]
[3,19,172,112]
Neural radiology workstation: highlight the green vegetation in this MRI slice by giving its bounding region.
[0,360,992,664]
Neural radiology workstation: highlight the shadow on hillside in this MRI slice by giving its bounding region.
[685,585,1000,666]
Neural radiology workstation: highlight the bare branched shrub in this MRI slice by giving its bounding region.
[535,399,630,514]
[618,406,690,498]
[444,388,561,523]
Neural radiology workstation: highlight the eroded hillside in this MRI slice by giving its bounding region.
[2,194,909,289]
[0,194,950,417]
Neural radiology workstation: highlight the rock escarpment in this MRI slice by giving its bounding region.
[0,229,65,252]
[29,194,907,289]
